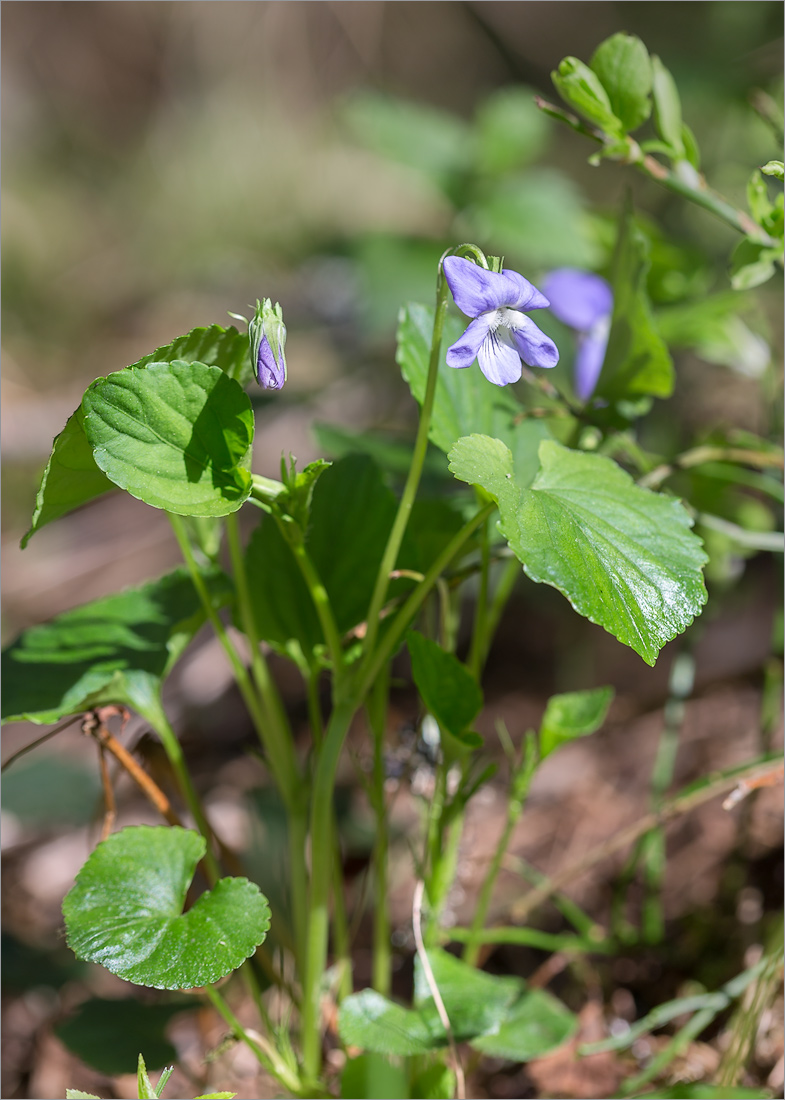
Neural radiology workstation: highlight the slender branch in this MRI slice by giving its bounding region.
[1,715,82,771]
[639,444,784,490]
[356,502,496,699]
[286,530,346,691]
[301,698,358,1080]
[367,666,392,995]
[136,698,221,885]
[535,95,780,248]
[698,512,784,552]
[360,262,451,662]
[204,985,304,1096]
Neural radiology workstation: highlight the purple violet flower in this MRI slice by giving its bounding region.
[249,298,287,390]
[443,256,559,387]
[541,269,613,401]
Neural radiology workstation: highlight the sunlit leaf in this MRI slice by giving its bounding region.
[63,826,270,989]
[449,436,707,665]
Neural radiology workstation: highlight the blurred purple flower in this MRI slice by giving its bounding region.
[443,256,559,387]
[542,269,613,401]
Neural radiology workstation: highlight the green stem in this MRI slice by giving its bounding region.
[301,697,358,1081]
[467,512,491,679]
[535,96,780,248]
[332,843,353,1001]
[481,556,520,662]
[357,502,497,700]
[204,984,304,1096]
[138,699,221,885]
[306,666,325,750]
[367,666,392,995]
[225,514,302,806]
[464,737,537,965]
[286,532,346,691]
[225,512,309,969]
[360,268,451,663]
[169,515,276,775]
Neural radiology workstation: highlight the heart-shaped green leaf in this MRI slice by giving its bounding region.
[63,826,270,990]
[449,436,707,665]
[82,361,253,516]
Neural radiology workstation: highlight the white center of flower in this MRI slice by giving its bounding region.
[491,307,526,332]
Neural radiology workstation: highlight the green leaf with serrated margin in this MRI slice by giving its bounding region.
[2,566,231,725]
[449,436,707,665]
[63,826,270,989]
[539,686,614,760]
[22,408,115,548]
[82,361,253,516]
[131,323,251,385]
[590,34,652,133]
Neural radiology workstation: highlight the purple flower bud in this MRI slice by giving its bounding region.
[249,299,287,390]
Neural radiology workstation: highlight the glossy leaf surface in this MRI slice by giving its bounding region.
[82,361,253,516]
[63,826,270,989]
[449,436,707,665]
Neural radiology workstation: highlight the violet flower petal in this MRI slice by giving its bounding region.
[256,336,285,390]
[478,332,523,386]
[501,268,550,312]
[509,314,560,370]
[574,319,611,401]
[445,313,495,369]
[542,269,613,332]
[443,256,524,316]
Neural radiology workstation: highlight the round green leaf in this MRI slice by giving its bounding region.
[82,361,253,516]
[63,826,271,989]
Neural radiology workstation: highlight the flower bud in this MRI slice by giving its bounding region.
[249,298,287,390]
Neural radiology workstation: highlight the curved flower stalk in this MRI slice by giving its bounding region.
[443,256,559,387]
[249,297,287,390]
[542,268,613,400]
